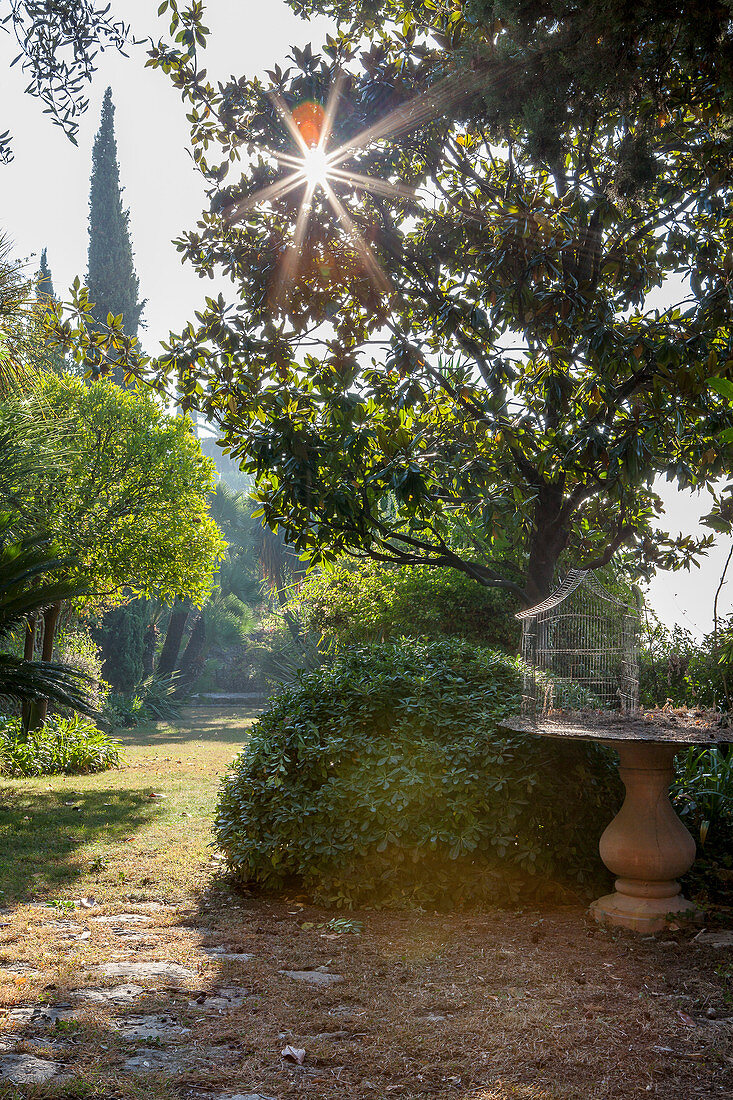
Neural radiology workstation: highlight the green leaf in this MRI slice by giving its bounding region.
[709,378,733,401]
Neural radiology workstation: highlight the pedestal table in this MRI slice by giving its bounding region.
[503,715,731,934]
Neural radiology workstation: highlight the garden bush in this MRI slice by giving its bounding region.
[640,620,731,710]
[673,746,733,908]
[296,561,520,651]
[215,640,622,908]
[56,629,109,713]
[0,714,122,776]
[103,673,180,728]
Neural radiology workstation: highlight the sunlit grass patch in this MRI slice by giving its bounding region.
[0,707,257,906]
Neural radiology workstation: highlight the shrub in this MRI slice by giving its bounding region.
[103,674,180,729]
[0,714,123,776]
[673,746,733,908]
[56,629,110,713]
[222,616,323,694]
[215,640,621,908]
[92,601,148,694]
[640,620,730,710]
[674,745,733,845]
[295,561,520,651]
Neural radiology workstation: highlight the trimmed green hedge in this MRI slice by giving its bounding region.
[295,560,520,651]
[215,641,621,907]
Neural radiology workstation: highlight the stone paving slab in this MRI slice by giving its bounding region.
[113,1014,192,1041]
[122,1044,236,1074]
[40,920,87,933]
[223,1094,277,1100]
[123,1047,185,1073]
[694,930,733,948]
[0,1054,64,1083]
[4,1004,77,1026]
[281,969,343,986]
[100,961,196,984]
[91,914,154,925]
[202,947,256,961]
[71,984,145,1005]
[188,986,249,1012]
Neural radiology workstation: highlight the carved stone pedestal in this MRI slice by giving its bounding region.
[590,742,698,934]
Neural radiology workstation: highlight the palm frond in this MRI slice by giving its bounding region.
[0,655,95,718]
[0,517,94,716]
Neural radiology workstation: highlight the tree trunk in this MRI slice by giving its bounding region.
[524,490,569,606]
[178,612,206,687]
[20,615,37,736]
[142,622,158,678]
[28,601,63,731]
[156,600,189,678]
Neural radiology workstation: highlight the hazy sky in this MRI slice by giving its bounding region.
[0,0,331,346]
[0,0,729,634]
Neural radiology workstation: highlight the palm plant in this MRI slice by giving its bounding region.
[0,236,48,395]
[0,518,95,734]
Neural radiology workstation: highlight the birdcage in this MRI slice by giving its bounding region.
[517,570,640,725]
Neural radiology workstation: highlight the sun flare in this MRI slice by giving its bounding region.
[302,146,330,189]
[224,70,465,301]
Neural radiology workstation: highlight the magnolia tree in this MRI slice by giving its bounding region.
[147,1,733,604]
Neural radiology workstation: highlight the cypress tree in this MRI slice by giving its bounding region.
[95,601,148,694]
[86,88,148,687]
[37,248,54,302]
[35,248,67,375]
[86,87,143,383]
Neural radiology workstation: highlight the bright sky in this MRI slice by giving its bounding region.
[0,0,730,636]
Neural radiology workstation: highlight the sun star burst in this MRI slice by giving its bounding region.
[224,74,423,302]
[223,65,488,304]
[302,146,330,189]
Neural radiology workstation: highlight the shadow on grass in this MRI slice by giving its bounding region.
[118,705,262,748]
[0,788,159,905]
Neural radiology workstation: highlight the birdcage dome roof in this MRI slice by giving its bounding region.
[516,569,633,620]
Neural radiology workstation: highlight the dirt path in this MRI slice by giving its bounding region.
[0,706,731,1099]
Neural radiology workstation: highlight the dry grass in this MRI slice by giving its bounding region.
[0,706,730,1100]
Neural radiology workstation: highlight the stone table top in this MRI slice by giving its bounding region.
[501,713,733,745]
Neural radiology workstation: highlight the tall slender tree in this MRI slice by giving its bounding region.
[86,87,144,384]
[37,249,54,303]
[35,248,67,376]
[86,87,147,677]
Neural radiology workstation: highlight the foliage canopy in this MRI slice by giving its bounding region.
[12,375,225,608]
[297,559,519,649]
[149,3,733,602]
[1,1,131,164]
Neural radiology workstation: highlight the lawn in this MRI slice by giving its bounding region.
[0,706,730,1100]
[0,706,258,906]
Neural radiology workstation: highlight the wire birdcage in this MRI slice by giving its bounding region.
[517,570,640,725]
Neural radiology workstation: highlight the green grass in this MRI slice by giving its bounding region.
[0,706,258,905]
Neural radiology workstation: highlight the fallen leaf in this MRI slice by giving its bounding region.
[677,1010,695,1026]
[281,1045,306,1065]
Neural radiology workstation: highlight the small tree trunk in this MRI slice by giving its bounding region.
[142,622,158,678]
[178,612,207,687]
[20,615,37,737]
[28,601,63,731]
[156,600,189,678]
